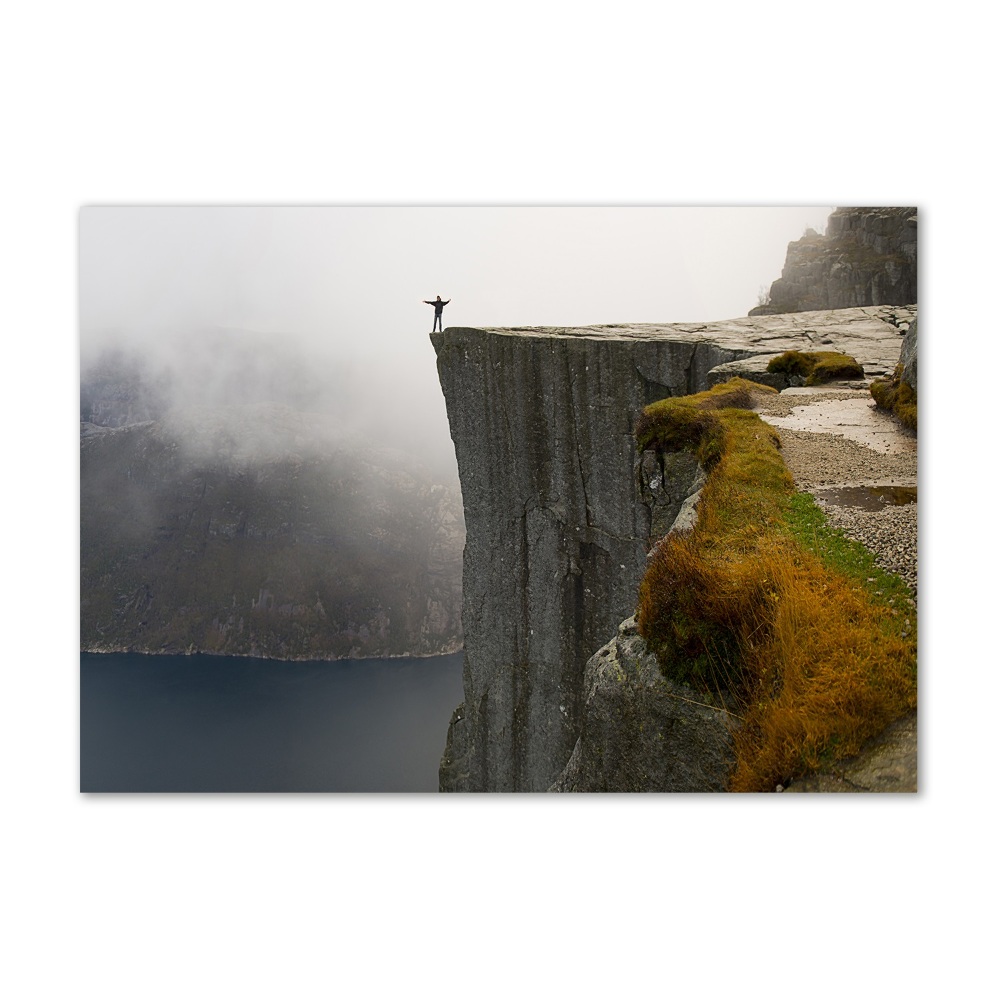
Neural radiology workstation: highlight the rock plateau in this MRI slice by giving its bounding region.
[432,305,914,792]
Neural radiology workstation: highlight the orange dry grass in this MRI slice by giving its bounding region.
[635,377,917,791]
[638,532,772,690]
[641,529,916,791]
[726,546,916,791]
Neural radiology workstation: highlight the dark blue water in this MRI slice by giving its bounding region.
[80,652,464,792]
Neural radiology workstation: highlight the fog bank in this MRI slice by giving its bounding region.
[80,207,834,475]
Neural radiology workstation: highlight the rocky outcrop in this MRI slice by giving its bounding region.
[432,309,911,792]
[551,617,736,792]
[750,208,917,316]
[783,712,917,792]
[707,305,915,388]
[433,328,723,792]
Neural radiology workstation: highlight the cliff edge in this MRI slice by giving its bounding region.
[432,308,912,792]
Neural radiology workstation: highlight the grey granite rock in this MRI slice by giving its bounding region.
[783,712,917,792]
[432,308,911,792]
[433,327,718,791]
[550,617,736,792]
[749,208,917,315]
[707,356,789,390]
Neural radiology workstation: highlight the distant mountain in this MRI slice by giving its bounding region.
[80,337,464,660]
[750,207,917,315]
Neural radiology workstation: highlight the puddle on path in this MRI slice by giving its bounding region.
[812,485,917,511]
[764,396,916,455]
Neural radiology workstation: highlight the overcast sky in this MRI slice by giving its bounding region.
[80,206,835,474]
[80,205,834,337]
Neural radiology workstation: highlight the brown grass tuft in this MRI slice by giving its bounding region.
[726,546,916,791]
[870,364,917,431]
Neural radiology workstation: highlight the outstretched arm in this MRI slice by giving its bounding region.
[443,299,451,305]
[423,300,433,305]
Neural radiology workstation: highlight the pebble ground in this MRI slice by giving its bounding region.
[757,391,918,607]
[758,384,918,792]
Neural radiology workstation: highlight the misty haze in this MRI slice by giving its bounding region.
[80,207,834,472]
[79,206,838,791]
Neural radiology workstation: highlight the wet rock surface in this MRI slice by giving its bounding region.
[812,485,916,510]
[764,394,917,455]
[756,386,918,606]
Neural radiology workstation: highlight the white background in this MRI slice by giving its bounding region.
[4,2,994,997]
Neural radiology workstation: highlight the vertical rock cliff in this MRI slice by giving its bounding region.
[432,311,912,793]
[750,207,917,315]
[432,325,758,791]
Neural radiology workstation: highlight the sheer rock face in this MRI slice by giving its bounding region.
[750,208,917,316]
[432,312,909,793]
[433,327,724,791]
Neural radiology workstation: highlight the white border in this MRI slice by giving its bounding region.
[6,2,991,995]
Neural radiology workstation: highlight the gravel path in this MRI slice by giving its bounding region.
[814,502,917,603]
[773,428,916,489]
[757,389,918,607]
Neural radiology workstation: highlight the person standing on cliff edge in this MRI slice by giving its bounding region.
[424,295,450,332]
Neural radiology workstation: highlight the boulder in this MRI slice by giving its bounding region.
[550,617,736,792]
[707,356,788,390]
[783,712,917,792]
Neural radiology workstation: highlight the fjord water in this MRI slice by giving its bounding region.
[80,652,464,792]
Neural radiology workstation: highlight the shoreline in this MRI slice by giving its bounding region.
[80,640,465,664]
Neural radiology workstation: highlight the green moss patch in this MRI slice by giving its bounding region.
[767,350,864,385]
[634,378,776,468]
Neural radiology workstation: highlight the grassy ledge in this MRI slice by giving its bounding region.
[766,349,864,384]
[635,378,917,791]
[870,363,917,430]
